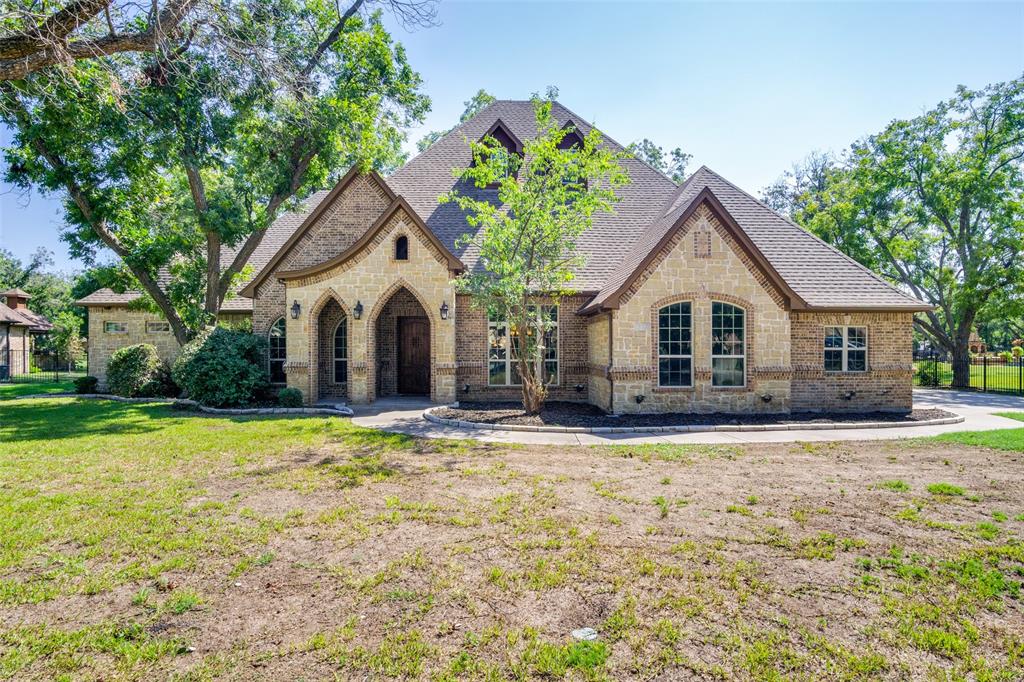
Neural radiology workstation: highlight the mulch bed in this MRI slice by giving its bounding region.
[434,401,957,428]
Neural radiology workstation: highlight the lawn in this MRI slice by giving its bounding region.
[0,380,76,399]
[915,359,1024,393]
[1,397,1022,680]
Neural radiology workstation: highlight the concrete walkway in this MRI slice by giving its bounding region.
[349,389,1024,446]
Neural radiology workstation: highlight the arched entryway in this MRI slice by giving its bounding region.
[372,286,431,398]
[315,297,349,401]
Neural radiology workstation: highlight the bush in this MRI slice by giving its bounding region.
[999,350,1014,363]
[172,327,268,407]
[277,387,303,408]
[74,375,99,394]
[915,361,940,386]
[106,344,174,397]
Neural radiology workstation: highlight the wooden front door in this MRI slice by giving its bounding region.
[397,316,430,395]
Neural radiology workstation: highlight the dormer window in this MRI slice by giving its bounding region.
[557,122,585,151]
[476,119,523,188]
[395,235,409,261]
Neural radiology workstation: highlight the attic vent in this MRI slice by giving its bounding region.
[694,219,712,259]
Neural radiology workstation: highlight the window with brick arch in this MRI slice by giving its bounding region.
[711,302,745,387]
[657,302,692,387]
[268,318,286,384]
[334,317,348,383]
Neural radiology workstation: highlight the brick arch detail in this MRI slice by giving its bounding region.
[308,287,351,403]
[365,279,438,402]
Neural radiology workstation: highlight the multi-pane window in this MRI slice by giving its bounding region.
[488,305,558,386]
[333,318,348,383]
[824,326,867,372]
[104,321,127,334]
[657,302,692,387]
[146,321,170,333]
[711,302,745,387]
[268,318,286,384]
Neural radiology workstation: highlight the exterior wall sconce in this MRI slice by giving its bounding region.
[440,301,449,320]
[635,394,645,404]
[760,393,773,403]
[574,384,585,393]
[463,383,471,393]
[290,300,301,319]
[353,301,363,319]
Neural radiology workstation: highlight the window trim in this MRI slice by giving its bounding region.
[146,321,170,333]
[268,317,287,385]
[711,301,746,388]
[656,301,693,389]
[824,325,868,373]
[487,305,559,387]
[333,317,348,384]
[103,321,128,334]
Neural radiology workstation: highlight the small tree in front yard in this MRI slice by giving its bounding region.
[442,96,629,414]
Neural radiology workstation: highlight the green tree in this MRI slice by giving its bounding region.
[417,88,496,152]
[777,78,1024,389]
[3,0,433,345]
[627,138,691,184]
[442,96,629,414]
[0,247,74,322]
[50,310,84,370]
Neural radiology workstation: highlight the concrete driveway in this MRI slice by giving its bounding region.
[349,389,1024,446]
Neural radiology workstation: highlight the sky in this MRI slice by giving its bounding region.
[1,0,1021,273]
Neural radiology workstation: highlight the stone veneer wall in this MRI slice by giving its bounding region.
[316,298,347,399]
[1,323,31,375]
[374,288,427,397]
[84,308,250,387]
[607,205,792,414]
[587,313,612,412]
[454,294,591,403]
[790,311,913,412]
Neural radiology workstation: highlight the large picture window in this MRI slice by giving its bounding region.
[333,318,348,383]
[268,318,287,384]
[657,302,692,387]
[711,302,745,387]
[825,326,867,372]
[488,305,558,386]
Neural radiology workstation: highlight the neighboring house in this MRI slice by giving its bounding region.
[0,288,53,380]
[77,100,930,413]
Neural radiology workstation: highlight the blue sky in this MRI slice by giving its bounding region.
[1,0,1021,272]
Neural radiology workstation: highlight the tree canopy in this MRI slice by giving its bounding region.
[442,95,629,413]
[2,0,434,344]
[768,78,1024,388]
[627,138,691,184]
[416,88,496,152]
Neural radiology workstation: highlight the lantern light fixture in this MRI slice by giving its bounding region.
[440,301,449,320]
[353,301,363,320]
[290,300,301,320]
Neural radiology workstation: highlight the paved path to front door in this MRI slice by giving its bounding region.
[349,389,1024,446]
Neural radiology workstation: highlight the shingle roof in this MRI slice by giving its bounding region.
[0,301,51,331]
[0,288,32,298]
[0,302,30,325]
[81,100,928,315]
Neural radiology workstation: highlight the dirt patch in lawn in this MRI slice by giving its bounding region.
[434,400,957,428]
[2,411,1022,680]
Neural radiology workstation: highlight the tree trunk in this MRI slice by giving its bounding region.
[951,341,972,390]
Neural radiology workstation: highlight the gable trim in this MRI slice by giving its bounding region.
[583,188,808,315]
[275,196,465,282]
[481,118,524,154]
[238,167,397,298]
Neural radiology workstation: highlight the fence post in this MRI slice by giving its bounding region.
[983,355,987,392]
[1019,356,1022,395]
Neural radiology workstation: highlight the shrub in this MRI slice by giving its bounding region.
[915,361,940,386]
[172,327,268,407]
[278,387,303,408]
[73,375,99,394]
[106,344,173,397]
[999,350,1013,363]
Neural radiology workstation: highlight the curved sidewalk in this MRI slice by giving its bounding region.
[350,389,1024,446]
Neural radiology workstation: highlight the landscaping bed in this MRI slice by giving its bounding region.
[434,400,957,428]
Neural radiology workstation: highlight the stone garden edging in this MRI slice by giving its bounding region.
[422,407,964,434]
[15,393,354,417]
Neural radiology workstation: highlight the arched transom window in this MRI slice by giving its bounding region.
[711,302,745,387]
[657,302,692,387]
[334,317,348,383]
[268,317,286,384]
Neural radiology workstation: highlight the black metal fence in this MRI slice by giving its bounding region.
[914,351,1024,395]
[0,347,86,385]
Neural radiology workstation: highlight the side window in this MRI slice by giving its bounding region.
[104,321,128,334]
[825,326,867,372]
[334,317,348,383]
[268,318,286,384]
[395,235,409,261]
[711,302,745,387]
[146,321,170,333]
[657,302,692,387]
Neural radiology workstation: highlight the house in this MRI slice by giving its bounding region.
[77,100,929,413]
[0,288,53,380]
